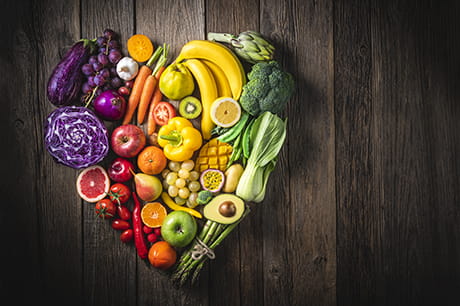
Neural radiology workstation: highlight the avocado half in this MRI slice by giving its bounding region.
[203,194,245,224]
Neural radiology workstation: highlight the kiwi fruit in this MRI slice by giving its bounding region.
[179,96,202,119]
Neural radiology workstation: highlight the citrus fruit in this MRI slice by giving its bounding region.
[210,97,241,128]
[127,34,154,62]
[141,202,167,228]
[148,241,177,270]
[137,146,167,175]
[76,165,110,203]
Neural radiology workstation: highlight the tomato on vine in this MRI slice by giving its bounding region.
[108,183,131,205]
[95,199,117,219]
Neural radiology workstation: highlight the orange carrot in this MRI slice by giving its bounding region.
[155,66,165,80]
[136,45,169,124]
[122,47,163,125]
[146,66,166,134]
[137,75,157,123]
[147,86,163,135]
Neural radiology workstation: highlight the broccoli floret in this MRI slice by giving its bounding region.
[239,61,295,116]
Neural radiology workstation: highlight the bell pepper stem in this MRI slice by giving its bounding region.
[160,132,183,146]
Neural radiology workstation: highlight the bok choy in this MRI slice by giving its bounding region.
[236,111,287,202]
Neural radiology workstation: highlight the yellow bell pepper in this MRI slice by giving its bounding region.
[158,117,202,161]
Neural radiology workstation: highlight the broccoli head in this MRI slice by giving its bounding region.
[239,61,295,116]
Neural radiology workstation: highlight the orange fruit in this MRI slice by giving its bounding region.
[141,202,167,228]
[127,34,154,62]
[137,146,167,175]
[148,241,177,270]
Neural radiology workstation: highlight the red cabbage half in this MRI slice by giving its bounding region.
[44,106,109,169]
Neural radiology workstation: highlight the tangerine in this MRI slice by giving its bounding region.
[137,146,167,175]
[148,241,177,270]
[141,202,167,228]
[127,34,154,62]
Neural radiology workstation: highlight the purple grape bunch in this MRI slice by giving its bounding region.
[81,29,124,98]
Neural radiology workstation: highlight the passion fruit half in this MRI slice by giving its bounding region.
[199,168,225,193]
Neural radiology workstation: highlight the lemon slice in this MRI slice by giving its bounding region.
[210,97,241,128]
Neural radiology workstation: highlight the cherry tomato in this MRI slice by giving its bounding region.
[111,219,131,231]
[153,227,161,237]
[120,229,134,243]
[147,233,158,243]
[109,183,130,205]
[153,101,176,126]
[117,205,132,221]
[143,225,153,234]
[95,199,116,219]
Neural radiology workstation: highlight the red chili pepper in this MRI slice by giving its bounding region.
[132,192,149,259]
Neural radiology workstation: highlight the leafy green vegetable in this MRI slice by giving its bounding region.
[236,112,287,202]
[239,61,295,116]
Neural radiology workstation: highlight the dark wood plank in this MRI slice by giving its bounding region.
[134,1,207,304]
[205,1,262,305]
[1,0,42,303]
[33,0,84,304]
[260,0,336,305]
[334,0,376,304]
[336,1,460,305]
[370,1,460,305]
[80,1,136,305]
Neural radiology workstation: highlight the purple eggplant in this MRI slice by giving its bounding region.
[47,39,95,107]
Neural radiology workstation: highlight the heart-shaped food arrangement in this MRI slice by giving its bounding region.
[44,29,294,286]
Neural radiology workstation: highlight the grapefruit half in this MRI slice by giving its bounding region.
[76,165,110,203]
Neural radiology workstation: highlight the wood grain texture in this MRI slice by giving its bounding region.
[1,0,460,305]
[80,1,136,305]
[34,0,83,304]
[1,0,42,303]
[335,1,460,305]
[283,0,336,304]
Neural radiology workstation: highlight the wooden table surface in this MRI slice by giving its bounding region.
[2,0,460,305]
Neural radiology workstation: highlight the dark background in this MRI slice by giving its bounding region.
[1,0,459,305]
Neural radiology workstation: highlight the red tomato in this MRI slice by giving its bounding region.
[117,205,132,221]
[147,233,158,243]
[143,225,153,234]
[153,101,176,126]
[120,229,134,243]
[95,199,116,219]
[109,183,130,205]
[111,219,131,231]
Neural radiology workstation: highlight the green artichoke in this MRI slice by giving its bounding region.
[207,31,275,64]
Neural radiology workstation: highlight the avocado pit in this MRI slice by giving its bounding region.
[219,201,236,217]
[203,194,245,224]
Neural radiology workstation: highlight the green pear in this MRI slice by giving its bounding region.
[132,171,163,201]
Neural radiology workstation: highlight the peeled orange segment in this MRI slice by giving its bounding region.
[127,34,154,62]
[76,165,110,203]
[141,202,168,228]
[210,97,241,128]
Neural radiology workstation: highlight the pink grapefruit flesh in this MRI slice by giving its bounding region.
[76,165,110,203]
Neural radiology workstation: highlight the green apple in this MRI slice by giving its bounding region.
[161,211,197,248]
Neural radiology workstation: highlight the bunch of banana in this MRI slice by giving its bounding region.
[175,40,247,140]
